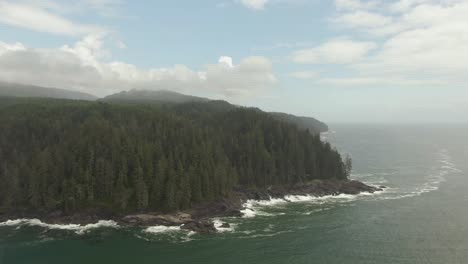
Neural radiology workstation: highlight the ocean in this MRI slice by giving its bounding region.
[1,124,467,264]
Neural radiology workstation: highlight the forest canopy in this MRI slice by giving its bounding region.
[0,97,348,214]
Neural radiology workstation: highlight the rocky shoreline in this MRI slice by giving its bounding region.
[0,180,383,234]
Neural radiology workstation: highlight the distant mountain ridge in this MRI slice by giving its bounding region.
[102,89,209,104]
[0,83,327,133]
[103,89,328,133]
[0,82,97,101]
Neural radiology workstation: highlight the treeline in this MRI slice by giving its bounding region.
[0,97,348,214]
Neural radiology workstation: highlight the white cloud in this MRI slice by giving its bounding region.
[388,0,432,13]
[288,71,319,79]
[218,56,234,68]
[240,0,269,10]
[78,0,123,16]
[335,0,379,11]
[0,36,277,97]
[334,0,468,36]
[14,0,124,16]
[318,76,444,86]
[333,10,393,30]
[323,0,468,87]
[0,41,26,55]
[0,1,105,36]
[291,39,377,64]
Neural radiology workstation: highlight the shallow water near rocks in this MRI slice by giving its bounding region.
[1,124,468,264]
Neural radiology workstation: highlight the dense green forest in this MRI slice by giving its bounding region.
[102,89,329,133]
[0,97,348,214]
[1,83,328,133]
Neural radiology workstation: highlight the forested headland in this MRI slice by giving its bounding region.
[0,96,350,216]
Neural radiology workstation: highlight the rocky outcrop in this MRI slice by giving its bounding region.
[234,179,382,201]
[286,180,382,196]
[180,220,217,234]
[220,223,230,228]
[188,180,383,226]
[190,196,244,219]
[121,212,192,227]
[0,180,383,234]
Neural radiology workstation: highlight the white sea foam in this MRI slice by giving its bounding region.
[376,149,461,201]
[303,207,332,215]
[213,219,235,232]
[250,197,288,206]
[351,173,375,178]
[0,219,118,234]
[0,219,25,226]
[142,225,197,242]
[238,230,293,239]
[240,197,290,218]
[240,207,257,218]
[144,225,181,234]
[284,193,361,203]
[240,190,383,218]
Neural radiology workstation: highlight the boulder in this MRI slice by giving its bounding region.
[181,220,217,234]
[220,223,230,228]
[122,213,193,226]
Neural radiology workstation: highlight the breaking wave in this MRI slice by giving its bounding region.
[0,219,118,234]
[144,225,181,234]
[241,197,290,218]
[213,219,236,232]
[240,190,383,218]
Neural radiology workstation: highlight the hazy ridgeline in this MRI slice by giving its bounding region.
[0,97,347,214]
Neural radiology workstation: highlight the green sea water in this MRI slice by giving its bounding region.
[1,124,468,264]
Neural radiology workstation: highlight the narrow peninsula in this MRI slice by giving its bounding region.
[0,89,382,233]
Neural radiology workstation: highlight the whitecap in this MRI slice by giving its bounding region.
[144,225,181,234]
[240,207,257,218]
[0,219,118,234]
[240,188,385,218]
[238,230,292,239]
[213,219,236,232]
[284,193,360,203]
[250,197,287,207]
[0,219,25,226]
[240,196,291,218]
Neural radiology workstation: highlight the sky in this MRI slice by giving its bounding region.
[0,0,467,123]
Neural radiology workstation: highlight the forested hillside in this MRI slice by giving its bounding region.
[102,89,209,104]
[270,112,328,134]
[103,89,328,134]
[0,97,347,215]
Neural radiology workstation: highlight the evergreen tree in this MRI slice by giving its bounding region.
[0,97,348,214]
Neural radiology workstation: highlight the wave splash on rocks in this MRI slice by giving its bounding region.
[0,180,382,235]
[0,219,118,234]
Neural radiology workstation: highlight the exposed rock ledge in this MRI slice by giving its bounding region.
[0,180,383,234]
[120,180,383,233]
